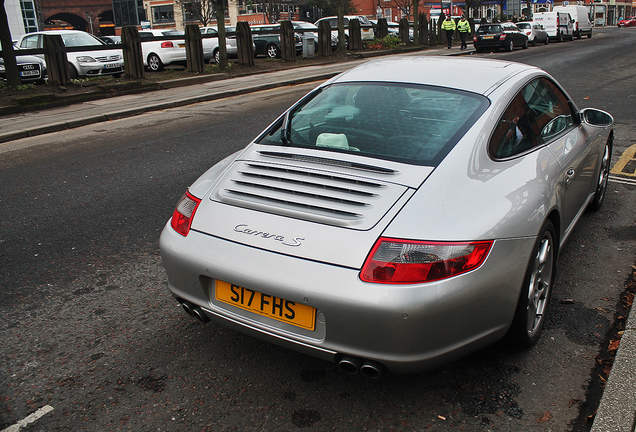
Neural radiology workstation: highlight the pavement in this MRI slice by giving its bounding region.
[1,45,634,431]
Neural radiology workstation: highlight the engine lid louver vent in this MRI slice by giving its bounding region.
[213,158,409,230]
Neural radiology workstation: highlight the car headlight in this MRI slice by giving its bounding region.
[76,56,97,63]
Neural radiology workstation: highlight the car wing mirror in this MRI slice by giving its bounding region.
[580,108,613,128]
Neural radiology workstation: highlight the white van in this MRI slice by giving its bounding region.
[533,12,574,42]
[552,5,592,38]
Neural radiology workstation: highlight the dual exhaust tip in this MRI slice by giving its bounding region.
[178,300,385,378]
[179,300,210,323]
[338,356,385,379]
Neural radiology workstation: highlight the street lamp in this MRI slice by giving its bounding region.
[86,13,94,34]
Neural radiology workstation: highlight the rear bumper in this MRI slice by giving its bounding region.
[160,224,535,373]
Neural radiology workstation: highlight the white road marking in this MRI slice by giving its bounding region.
[1,405,54,432]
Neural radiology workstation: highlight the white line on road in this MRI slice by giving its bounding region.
[609,175,636,186]
[1,405,54,432]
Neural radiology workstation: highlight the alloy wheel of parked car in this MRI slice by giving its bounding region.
[588,139,612,211]
[544,36,550,45]
[522,38,528,49]
[147,53,164,72]
[266,43,280,58]
[213,49,220,64]
[509,220,556,347]
[507,39,514,51]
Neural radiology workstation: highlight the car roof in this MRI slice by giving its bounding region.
[330,57,540,95]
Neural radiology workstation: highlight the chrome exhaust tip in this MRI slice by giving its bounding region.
[360,360,385,379]
[338,356,362,375]
[192,307,210,323]
[180,301,196,316]
[179,301,210,323]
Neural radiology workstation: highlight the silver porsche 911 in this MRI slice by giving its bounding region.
[160,57,613,377]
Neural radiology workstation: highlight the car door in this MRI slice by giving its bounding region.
[524,78,594,231]
[488,77,593,234]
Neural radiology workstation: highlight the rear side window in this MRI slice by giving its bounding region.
[20,34,41,49]
[257,82,489,166]
[490,78,576,159]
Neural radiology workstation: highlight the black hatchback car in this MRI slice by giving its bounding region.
[473,23,529,52]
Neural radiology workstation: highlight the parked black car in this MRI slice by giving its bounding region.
[0,44,47,84]
[473,23,529,52]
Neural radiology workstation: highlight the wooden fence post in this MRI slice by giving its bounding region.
[317,21,332,57]
[376,18,388,39]
[279,20,296,62]
[399,17,410,44]
[348,19,363,50]
[121,26,144,79]
[185,24,204,73]
[236,22,254,66]
[43,34,70,86]
[419,14,428,45]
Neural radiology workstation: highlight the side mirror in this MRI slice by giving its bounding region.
[580,108,614,127]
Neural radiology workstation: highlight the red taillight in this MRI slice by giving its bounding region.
[161,41,174,48]
[170,191,201,236]
[499,34,507,40]
[360,238,493,284]
[473,35,477,41]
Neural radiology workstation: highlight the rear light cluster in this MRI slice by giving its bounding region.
[170,191,201,236]
[360,238,493,284]
[499,34,507,40]
[161,41,174,48]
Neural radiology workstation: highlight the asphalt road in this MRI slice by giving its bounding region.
[1,26,635,432]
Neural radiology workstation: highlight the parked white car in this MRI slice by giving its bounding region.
[516,21,549,46]
[315,15,375,45]
[16,30,123,79]
[200,26,237,63]
[139,29,188,72]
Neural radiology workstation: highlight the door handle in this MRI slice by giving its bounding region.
[565,168,575,186]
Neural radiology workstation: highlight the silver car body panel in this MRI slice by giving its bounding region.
[160,57,612,372]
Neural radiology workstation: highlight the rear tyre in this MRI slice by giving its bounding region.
[588,138,612,211]
[147,53,164,72]
[213,48,220,64]
[508,220,557,348]
[544,36,549,45]
[557,32,563,42]
[532,37,537,46]
[506,39,514,51]
[522,38,528,49]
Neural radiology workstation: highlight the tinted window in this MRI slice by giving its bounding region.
[257,83,489,166]
[477,25,502,33]
[490,78,575,158]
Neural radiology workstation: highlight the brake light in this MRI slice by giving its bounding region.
[499,34,507,40]
[161,41,174,48]
[360,238,493,284]
[170,191,201,236]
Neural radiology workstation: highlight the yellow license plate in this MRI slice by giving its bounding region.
[482,35,494,39]
[178,43,186,48]
[215,281,316,330]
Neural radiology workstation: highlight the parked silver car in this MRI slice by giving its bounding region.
[516,21,549,46]
[160,57,613,376]
[17,30,123,79]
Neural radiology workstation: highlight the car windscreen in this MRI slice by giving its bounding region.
[477,25,502,33]
[256,82,489,166]
[60,32,105,47]
[516,23,531,29]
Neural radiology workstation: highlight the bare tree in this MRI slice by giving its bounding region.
[175,0,216,27]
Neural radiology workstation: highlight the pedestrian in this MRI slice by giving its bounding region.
[441,16,456,49]
[457,15,471,50]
